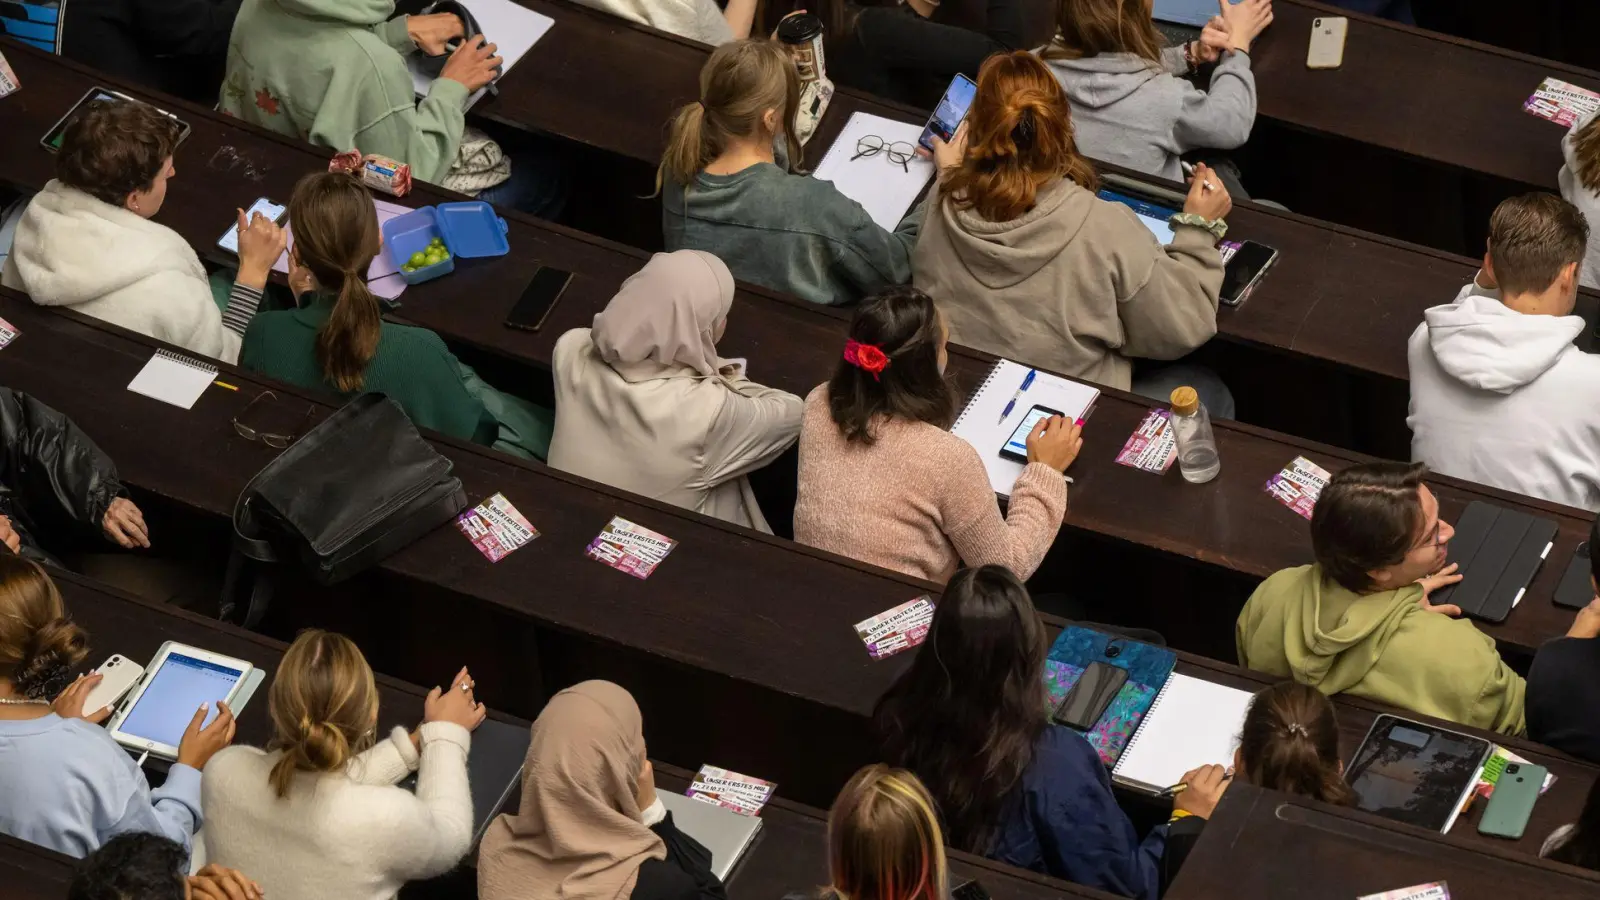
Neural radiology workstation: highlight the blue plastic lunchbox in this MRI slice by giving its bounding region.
[382,201,511,285]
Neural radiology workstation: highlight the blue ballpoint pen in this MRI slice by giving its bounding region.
[997,369,1038,424]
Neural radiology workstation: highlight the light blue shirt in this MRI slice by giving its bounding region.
[0,713,203,858]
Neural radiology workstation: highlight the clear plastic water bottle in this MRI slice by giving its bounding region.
[1169,386,1221,484]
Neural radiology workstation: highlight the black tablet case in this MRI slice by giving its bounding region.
[1430,501,1557,623]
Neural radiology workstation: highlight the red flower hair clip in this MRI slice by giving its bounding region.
[843,339,891,380]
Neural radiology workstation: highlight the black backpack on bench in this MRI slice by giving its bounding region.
[223,393,468,627]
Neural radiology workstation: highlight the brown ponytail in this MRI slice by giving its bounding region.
[286,172,383,392]
[0,555,87,700]
[1572,115,1600,194]
[655,39,803,194]
[943,52,1099,224]
[1237,682,1355,807]
[266,629,379,798]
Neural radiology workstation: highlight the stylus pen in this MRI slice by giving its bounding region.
[997,369,1038,424]
[134,750,150,769]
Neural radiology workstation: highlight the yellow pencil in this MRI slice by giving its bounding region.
[213,380,239,391]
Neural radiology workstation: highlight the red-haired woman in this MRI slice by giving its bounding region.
[913,51,1236,417]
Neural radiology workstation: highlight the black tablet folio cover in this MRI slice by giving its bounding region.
[1430,501,1557,623]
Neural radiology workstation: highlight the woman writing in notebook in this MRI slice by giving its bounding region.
[239,171,553,459]
[201,629,484,900]
[873,565,1220,900]
[657,39,921,307]
[0,556,234,858]
[784,765,950,900]
[913,50,1235,417]
[478,680,727,900]
[792,288,1078,582]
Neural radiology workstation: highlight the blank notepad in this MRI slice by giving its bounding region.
[811,112,934,231]
[951,359,1101,497]
[1111,674,1255,793]
[126,349,217,410]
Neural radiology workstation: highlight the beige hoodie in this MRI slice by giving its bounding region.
[912,176,1221,391]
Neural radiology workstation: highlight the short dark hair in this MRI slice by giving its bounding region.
[69,833,186,900]
[56,100,179,207]
[828,286,958,445]
[1310,461,1428,593]
[1487,193,1589,296]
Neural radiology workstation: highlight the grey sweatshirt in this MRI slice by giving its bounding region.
[662,162,921,306]
[1559,108,1600,290]
[1046,46,1256,182]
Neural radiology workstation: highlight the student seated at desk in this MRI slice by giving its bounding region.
[1525,517,1600,764]
[782,764,951,900]
[913,51,1234,417]
[479,681,726,900]
[241,172,553,459]
[1407,193,1600,512]
[875,566,1220,899]
[1561,110,1600,290]
[549,250,801,533]
[1544,776,1600,871]
[201,630,484,900]
[1044,0,1273,196]
[70,833,262,900]
[0,556,234,858]
[1,100,285,365]
[1236,461,1527,735]
[658,39,920,307]
[573,0,756,44]
[793,288,1077,582]
[1159,682,1354,890]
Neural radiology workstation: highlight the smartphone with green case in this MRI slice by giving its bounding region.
[1478,762,1547,839]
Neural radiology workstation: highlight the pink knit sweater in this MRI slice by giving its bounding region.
[793,386,1068,583]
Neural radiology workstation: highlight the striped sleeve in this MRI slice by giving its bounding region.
[221,282,265,337]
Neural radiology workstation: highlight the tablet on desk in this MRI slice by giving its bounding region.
[41,87,192,153]
[106,643,253,760]
[1097,187,1180,246]
[1346,714,1492,834]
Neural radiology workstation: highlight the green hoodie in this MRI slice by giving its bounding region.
[1236,564,1526,735]
[220,0,466,183]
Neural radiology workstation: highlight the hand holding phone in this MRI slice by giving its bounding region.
[218,198,287,255]
[918,74,977,151]
[81,655,145,720]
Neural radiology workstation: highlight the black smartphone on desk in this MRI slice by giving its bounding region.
[504,266,573,332]
[1053,661,1129,730]
[1555,542,1594,611]
[1219,240,1278,307]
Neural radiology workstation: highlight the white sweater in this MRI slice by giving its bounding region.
[200,723,473,900]
[1407,277,1600,512]
[0,180,242,363]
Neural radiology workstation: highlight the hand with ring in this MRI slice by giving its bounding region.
[423,666,488,733]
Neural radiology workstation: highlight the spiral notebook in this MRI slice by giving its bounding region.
[126,349,217,410]
[951,359,1101,497]
[1110,673,1254,794]
[811,112,934,231]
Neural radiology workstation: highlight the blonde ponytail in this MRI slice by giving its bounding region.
[655,100,711,194]
[653,39,802,196]
[266,630,379,799]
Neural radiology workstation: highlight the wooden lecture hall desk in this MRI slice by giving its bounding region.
[1167,783,1600,900]
[1,294,1596,855]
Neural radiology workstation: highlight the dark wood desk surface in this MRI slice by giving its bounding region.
[1168,783,1600,900]
[0,834,73,899]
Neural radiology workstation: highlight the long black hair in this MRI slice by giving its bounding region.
[872,565,1046,853]
[1549,777,1600,871]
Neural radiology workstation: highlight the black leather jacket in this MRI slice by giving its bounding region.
[0,387,126,563]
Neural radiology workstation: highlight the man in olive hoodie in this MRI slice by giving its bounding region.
[1236,461,1526,735]
[220,0,497,184]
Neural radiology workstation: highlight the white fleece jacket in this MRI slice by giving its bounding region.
[0,180,241,363]
[200,723,473,900]
[1558,108,1600,291]
[1407,277,1600,512]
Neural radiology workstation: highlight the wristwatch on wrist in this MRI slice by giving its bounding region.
[1169,212,1229,240]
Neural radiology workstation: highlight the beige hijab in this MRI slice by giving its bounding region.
[590,250,735,380]
[478,681,666,900]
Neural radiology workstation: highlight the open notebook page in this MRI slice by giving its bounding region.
[1110,674,1255,793]
[951,359,1101,496]
[811,112,934,231]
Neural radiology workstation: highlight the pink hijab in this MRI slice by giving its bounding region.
[590,250,735,379]
[478,681,665,900]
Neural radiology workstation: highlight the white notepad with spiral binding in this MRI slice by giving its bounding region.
[951,359,1101,497]
[811,112,934,230]
[126,349,216,410]
[1110,674,1255,793]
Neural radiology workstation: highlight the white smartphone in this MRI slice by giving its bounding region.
[218,197,287,254]
[82,655,145,717]
[1307,17,1349,70]
[106,642,253,760]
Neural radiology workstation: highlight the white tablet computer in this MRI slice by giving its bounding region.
[107,643,254,759]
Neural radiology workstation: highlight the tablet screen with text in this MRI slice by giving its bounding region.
[118,653,245,748]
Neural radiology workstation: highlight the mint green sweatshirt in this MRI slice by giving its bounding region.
[219,0,465,184]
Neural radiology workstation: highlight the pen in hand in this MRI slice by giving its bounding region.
[1158,782,1188,799]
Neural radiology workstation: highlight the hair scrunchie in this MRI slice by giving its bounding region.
[843,339,891,380]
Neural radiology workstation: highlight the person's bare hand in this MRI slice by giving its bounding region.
[187,865,264,900]
[927,121,969,177]
[1415,562,1464,617]
[1173,764,1231,819]
[0,515,20,554]
[52,673,112,724]
[636,758,658,811]
[1194,16,1230,64]
[1026,416,1084,473]
[423,667,488,732]
[407,11,464,55]
[1569,596,1600,639]
[1181,162,1233,222]
[1219,0,1273,53]
[102,497,150,549]
[439,35,501,93]
[176,701,236,770]
[235,209,287,290]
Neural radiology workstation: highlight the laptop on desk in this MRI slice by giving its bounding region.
[399,716,530,845]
